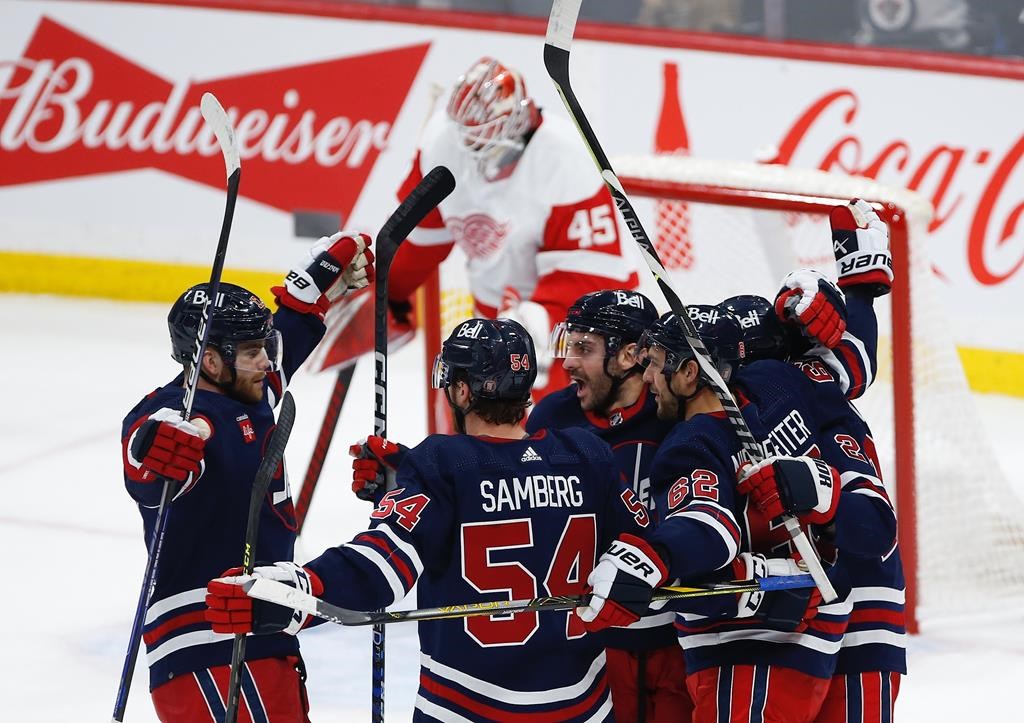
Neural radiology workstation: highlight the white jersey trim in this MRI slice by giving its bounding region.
[344,542,403,605]
[376,522,425,577]
[146,629,233,666]
[668,509,739,564]
[535,249,636,282]
[624,611,677,629]
[408,226,453,247]
[842,630,907,648]
[420,650,606,706]
[846,586,906,605]
[679,628,843,655]
[414,696,474,723]
[146,587,206,625]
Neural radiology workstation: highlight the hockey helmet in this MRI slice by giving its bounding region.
[447,57,540,178]
[168,282,280,372]
[638,305,746,382]
[551,289,659,359]
[431,317,537,402]
[719,295,793,364]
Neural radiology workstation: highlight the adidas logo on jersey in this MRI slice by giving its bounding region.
[521,446,542,462]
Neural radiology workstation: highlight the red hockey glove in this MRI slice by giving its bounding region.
[775,269,847,348]
[273,231,375,318]
[831,198,892,296]
[349,435,410,502]
[577,534,668,632]
[730,552,823,633]
[128,408,209,482]
[206,562,323,636]
[738,455,841,526]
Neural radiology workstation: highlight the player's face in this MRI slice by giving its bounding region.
[228,340,270,404]
[641,346,680,420]
[561,331,613,412]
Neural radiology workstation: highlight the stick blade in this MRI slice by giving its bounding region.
[377,165,456,252]
[200,92,241,179]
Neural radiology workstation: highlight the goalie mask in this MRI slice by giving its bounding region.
[447,57,540,181]
[168,282,281,374]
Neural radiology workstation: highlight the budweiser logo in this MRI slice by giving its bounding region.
[769,88,1024,286]
[0,17,429,217]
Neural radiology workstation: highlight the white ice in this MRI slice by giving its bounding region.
[1,295,1021,721]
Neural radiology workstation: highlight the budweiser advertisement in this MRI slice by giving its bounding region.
[1,1,1022,364]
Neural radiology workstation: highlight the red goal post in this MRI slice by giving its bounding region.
[420,155,1024,633]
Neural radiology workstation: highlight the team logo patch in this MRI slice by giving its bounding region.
[609,411,623,426]
[447,213,509,259]
[236,414,255,443]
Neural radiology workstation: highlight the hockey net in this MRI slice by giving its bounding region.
[420,155,1024,632]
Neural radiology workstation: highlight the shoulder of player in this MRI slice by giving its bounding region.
[522,114,604,200]
[652,416,734,474]
[527,385,584,429]
[417,110,462,169]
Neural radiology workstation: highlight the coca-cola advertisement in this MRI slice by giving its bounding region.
[1,0,1022,370]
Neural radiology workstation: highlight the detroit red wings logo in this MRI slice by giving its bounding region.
[447,213,509,259]
[0,17,428,219]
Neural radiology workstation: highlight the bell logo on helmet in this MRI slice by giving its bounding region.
[736,309,762,329]
[688,306,719,325]
[457,321,485,339]
[613,291,644,309]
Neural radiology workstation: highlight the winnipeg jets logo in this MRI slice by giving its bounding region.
[609,411,624,426]
[520,446,542,462]
[448,213,509,259]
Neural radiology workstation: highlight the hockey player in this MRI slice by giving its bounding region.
[385,56,639,399]
[121,232,373,721]
[577,309,861,722]
[206,318,655,721]
[525,289,691,723]
[725,200,905,721]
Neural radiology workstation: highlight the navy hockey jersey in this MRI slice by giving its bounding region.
[121,306,324,690]
[305,428,651,722]
[527,383,678,650]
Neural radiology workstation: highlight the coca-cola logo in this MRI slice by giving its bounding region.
[0,17,429,219]
[769,88,1024,286]
[448,213,508,259]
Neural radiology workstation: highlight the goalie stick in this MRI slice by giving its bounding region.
[224,392,297,723]
[244,573,815,627]
[112,92,241,722]
[369,164,457,723]
[543,0,836,603]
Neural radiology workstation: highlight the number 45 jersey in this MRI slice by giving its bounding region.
[304,427,650,722]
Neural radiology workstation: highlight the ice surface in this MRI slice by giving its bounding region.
[1,295,1021,720]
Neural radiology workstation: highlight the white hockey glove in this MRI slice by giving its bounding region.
[206,561,322,636]
[577,534,668,631]
[499,286,551,389]
[831,199,892,296]
[273,231,375,318]
[774,269,847,349]
[730,553,822,631]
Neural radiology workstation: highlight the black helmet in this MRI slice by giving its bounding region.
[552,289,659,358]
[719,295,792,363]
[431,317,537,402]
[639,305,746,382]
[168,282,275,368]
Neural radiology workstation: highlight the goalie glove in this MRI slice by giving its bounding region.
[774,269,847,349]
[831,198,892,296]
[499,286,551,389]
[206,561,323,636]
[349,435,410,502]
[577,534,668,632]
[273,231,375,318]
[738,455,841,526]
[730,553,823,632]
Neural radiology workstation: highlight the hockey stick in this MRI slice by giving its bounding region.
[244,573,815,627]
[369,164,457,723]
[112,92,241,722]
[224,392,297,723]
[294,363,356,533]
[543,0,836,603]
